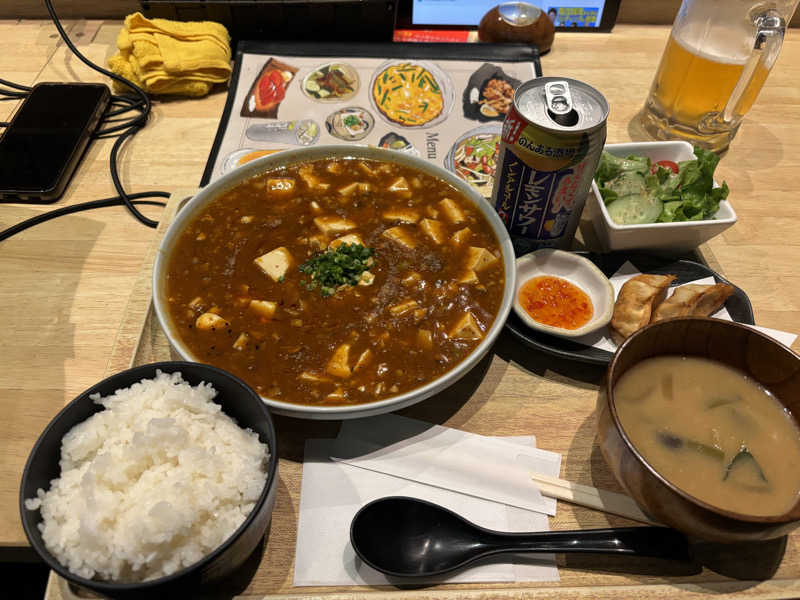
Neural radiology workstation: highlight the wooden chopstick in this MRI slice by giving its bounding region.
[530,472,661,526]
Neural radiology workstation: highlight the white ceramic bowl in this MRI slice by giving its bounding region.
[513,249,614,338]
[152,145,515,420]
[589,141,737,253]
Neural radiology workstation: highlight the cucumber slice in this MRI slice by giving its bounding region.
[607,193,663,225]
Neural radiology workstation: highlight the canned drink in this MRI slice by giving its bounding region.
[491,77,608,253]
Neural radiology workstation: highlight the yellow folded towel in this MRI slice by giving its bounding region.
[108,12,231,97]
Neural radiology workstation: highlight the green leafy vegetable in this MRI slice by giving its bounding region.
[594,146,729,225]
[724,445,768,484]
[343,115,361,128]
[298,243,375,297]
[656,430,725,462]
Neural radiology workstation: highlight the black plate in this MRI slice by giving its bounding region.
[504,252,755,365]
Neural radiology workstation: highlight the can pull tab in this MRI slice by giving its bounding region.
[545,81,579,127]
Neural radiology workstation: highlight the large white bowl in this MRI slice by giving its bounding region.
[589,141,737,252]
[152,145,515,420]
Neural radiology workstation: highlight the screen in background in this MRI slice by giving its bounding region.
[412,0,606,28]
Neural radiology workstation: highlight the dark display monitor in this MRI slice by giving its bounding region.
[396,0,621,32]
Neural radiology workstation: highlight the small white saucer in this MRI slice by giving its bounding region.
[513,249,614,338]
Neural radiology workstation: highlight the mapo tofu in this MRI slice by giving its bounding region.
[165,158,505,406]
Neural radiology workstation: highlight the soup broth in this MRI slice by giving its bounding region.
[614,356,800,516]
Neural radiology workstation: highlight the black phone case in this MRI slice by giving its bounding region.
[0,83,110,204]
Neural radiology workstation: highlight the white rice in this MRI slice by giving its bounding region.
[25,370,269,582]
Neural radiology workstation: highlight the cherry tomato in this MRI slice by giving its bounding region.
[650,160,679,174]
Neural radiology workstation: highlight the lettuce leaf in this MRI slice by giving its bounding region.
[595,152,649,187]
[595,146,728,224]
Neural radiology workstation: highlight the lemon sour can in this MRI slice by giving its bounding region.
[491,77,608,253]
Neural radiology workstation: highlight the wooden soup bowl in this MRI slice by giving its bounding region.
[597,317,800,542]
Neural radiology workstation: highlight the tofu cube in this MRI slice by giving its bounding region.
[359,161,376,177]
[267,178,296,196]
[326,343,352,378]
[388,177,412,198]
[389,299,419,317]
[382,209,421,224]
[325,387,347,403]
[233,332,249,351]
[382,226,417,249]
[249,300,277,319]
[402,272,422,287]
[358,271,375,286]
[388,176,410,192]
[465,246,499,272]
[308,233,328,251]
[451,227,472,244]
[338,182,360,196]
[417,329,433,350]
[298,371,331,384]
[449,312,484,340]
[254,247,294,281]
[195,312,228,330]
[353,349,373,373]
[419,219,447,244]
[438,198,466,224]
[315,216,357,235]
[328,233,364,250]
[458,269,480,285]
[299,165,330,190]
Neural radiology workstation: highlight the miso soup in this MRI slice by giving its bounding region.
[614,356,800,516]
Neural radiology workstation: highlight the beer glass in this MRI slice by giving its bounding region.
[640,0,799,152]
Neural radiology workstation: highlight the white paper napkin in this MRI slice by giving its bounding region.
[294,431,561,586]
[570,261,798,352]
[330,414,561,516]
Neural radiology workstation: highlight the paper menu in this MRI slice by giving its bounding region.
[294,434,560,586]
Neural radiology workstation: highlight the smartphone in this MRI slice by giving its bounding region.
[0,82,110,203]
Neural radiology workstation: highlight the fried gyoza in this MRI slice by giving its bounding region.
[610,274,676,344]
[651,283,735,322]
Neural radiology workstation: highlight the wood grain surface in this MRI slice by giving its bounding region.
[2,16,800,600]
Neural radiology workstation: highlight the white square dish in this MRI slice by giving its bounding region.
[589,141,737,253]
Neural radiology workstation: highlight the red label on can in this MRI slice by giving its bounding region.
[501,106,527,146]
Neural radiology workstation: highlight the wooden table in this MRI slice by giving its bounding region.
[3,18,800,598]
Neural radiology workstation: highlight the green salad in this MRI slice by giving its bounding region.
[594,146,729,225]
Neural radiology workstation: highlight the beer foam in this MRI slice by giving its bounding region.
[674,23,753,65]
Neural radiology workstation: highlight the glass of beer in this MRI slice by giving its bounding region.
[640,0,799,152]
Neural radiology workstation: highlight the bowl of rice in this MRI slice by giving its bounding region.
[19,361,278,598]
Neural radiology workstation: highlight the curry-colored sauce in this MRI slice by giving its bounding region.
[165,157,505,407]
[518,275,593,330]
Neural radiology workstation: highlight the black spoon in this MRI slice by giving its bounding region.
[350,496,691,577]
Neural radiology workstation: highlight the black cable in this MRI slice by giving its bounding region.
[109,127,160,228]
[0,1,174,241]
[0,122,9,128]
[0,193,168,242]
[42,0,166,229]
[0,78,31,91]
[0,89,27,99]
[44,0,150,125]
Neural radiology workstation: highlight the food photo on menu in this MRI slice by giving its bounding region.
[9,0,800,597]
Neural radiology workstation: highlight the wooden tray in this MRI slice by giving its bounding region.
[46,192,800,599]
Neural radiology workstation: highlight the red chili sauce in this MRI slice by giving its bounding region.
[518,275,593,330]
